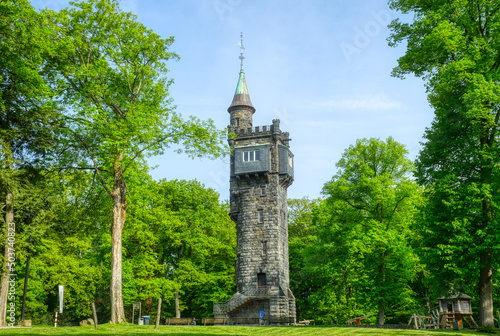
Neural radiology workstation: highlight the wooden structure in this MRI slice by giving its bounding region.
[438,293,478,329]
[296,319,314,325]
[165,317,196,325]
[347,315,370,326]
[407,313,438,329]
[202,317,229,325]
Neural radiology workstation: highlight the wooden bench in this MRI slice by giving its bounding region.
[296,319,314,325]
[202,317,229,325]
[165,317,196,325]
[347,315,370,326]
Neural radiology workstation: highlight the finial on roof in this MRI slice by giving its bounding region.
[228,32,255,113]
[238,32,246,71]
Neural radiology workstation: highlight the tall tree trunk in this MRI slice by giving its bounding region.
[110,161,127,324]
[378,257,385,325]
[155,298,162,330]
[175,292,180,318]
[0,149,14,328]
[479,251,494,327]
[378,304,385,326]
[478,138,494,327]
[0,191,13,327]
[424,287,431,315]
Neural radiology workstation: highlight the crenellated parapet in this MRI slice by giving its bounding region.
[228,122,291,144]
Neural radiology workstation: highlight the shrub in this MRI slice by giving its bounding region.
[477,326,499,334]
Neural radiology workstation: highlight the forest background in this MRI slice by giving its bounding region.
[1,0,500,328]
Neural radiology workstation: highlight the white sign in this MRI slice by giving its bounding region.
[58,285,64,314]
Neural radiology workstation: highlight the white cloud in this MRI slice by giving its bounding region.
[300,120,355,129]
[296,94,404,112]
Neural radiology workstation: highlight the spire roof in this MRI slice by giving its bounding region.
[228,33,255,112]
[235,70,250,95]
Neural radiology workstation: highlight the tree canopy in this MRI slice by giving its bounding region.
[39,0,227,323]
[389,0,500,326]
[0,0,57,326]
[291,138,422,324]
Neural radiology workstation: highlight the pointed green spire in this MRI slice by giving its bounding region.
[235,70,249,95]
[228,33,255,112]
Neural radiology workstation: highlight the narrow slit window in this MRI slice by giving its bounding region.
[258,210,264,224]
[288,153,293,167]
[261,186,266,196]
[262,241,267,255]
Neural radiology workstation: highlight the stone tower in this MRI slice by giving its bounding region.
[214,35,296,325]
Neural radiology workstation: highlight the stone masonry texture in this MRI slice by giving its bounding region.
[226,110,296,325]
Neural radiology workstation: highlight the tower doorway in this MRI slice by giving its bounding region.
[257,273,267,287]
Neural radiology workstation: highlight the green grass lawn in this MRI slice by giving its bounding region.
[0,324,494,336]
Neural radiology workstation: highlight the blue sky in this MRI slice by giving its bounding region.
[33,0,434,201]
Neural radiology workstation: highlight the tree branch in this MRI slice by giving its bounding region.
[387,195,409,230]
[60,124,113,197]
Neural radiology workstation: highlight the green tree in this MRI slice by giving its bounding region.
[44,0,227,323]
[288,197,320,239]
[316,137,422,324]
[303,200,365,324]
[149,179,235,318]
[116,172,178,319]
[287,197,320,321]
[389,0,500,326]
[11,169,111,324]
[0,0,55,326]
[0,170,61,325]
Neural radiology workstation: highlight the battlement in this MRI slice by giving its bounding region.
[228,119,290,141]
[229,124,272,136]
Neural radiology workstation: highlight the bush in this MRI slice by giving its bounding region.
[477,326,499,334]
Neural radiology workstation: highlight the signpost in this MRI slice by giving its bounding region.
[132,302,141,324]
[58,285,64,314]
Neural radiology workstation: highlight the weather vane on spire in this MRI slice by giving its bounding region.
[238,32,246,71]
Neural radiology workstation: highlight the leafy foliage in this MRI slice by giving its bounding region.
[287,197,320,321]
[148,179,236,318]
[389,0,500,326]
[38,0,228,323]
[0,0,59,326]
[297,138,422,324]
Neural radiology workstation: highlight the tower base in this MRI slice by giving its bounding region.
[215,289,296,326]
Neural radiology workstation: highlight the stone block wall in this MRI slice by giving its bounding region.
[227,119,296,324]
